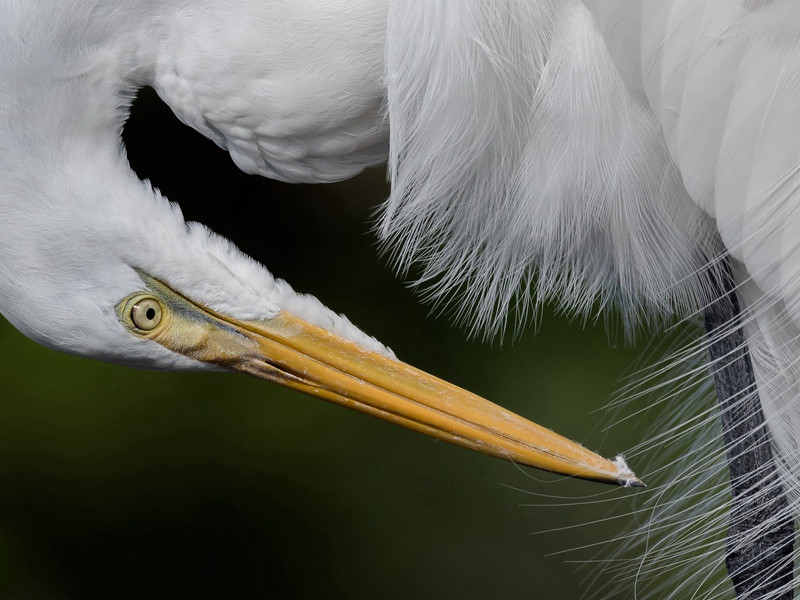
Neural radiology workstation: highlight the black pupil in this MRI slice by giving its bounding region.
[146,307,156,321]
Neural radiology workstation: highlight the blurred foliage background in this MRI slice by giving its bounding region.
[0,88,670,599]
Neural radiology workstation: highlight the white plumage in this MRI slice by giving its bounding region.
[2,0,800,598]
[0,0,391,363]
[382,2,800,597]
[382,1,721,335]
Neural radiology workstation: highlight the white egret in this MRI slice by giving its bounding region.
[2,0,799,598]
[1,0,643,502]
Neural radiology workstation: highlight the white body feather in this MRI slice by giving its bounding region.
[150,0,388,182]
[382,0,722,337]
[382,1,800,597]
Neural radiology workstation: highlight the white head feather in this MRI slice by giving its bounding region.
[0,0,391,369]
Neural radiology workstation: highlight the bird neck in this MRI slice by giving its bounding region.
[0,2,169,350]
[0,1,390,359]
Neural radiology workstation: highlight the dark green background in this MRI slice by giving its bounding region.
[0,89,667,599]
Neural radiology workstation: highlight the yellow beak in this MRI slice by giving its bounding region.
[118,273,641,487]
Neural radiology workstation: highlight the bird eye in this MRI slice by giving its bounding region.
[130,297,163,331]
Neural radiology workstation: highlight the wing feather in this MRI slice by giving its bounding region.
[149,0,389,183]
[381,0,720,337]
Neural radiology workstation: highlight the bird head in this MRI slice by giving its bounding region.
[0,152,638,487]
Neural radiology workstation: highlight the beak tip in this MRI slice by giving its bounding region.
[619,474,646,488]
[611,455,645,487]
